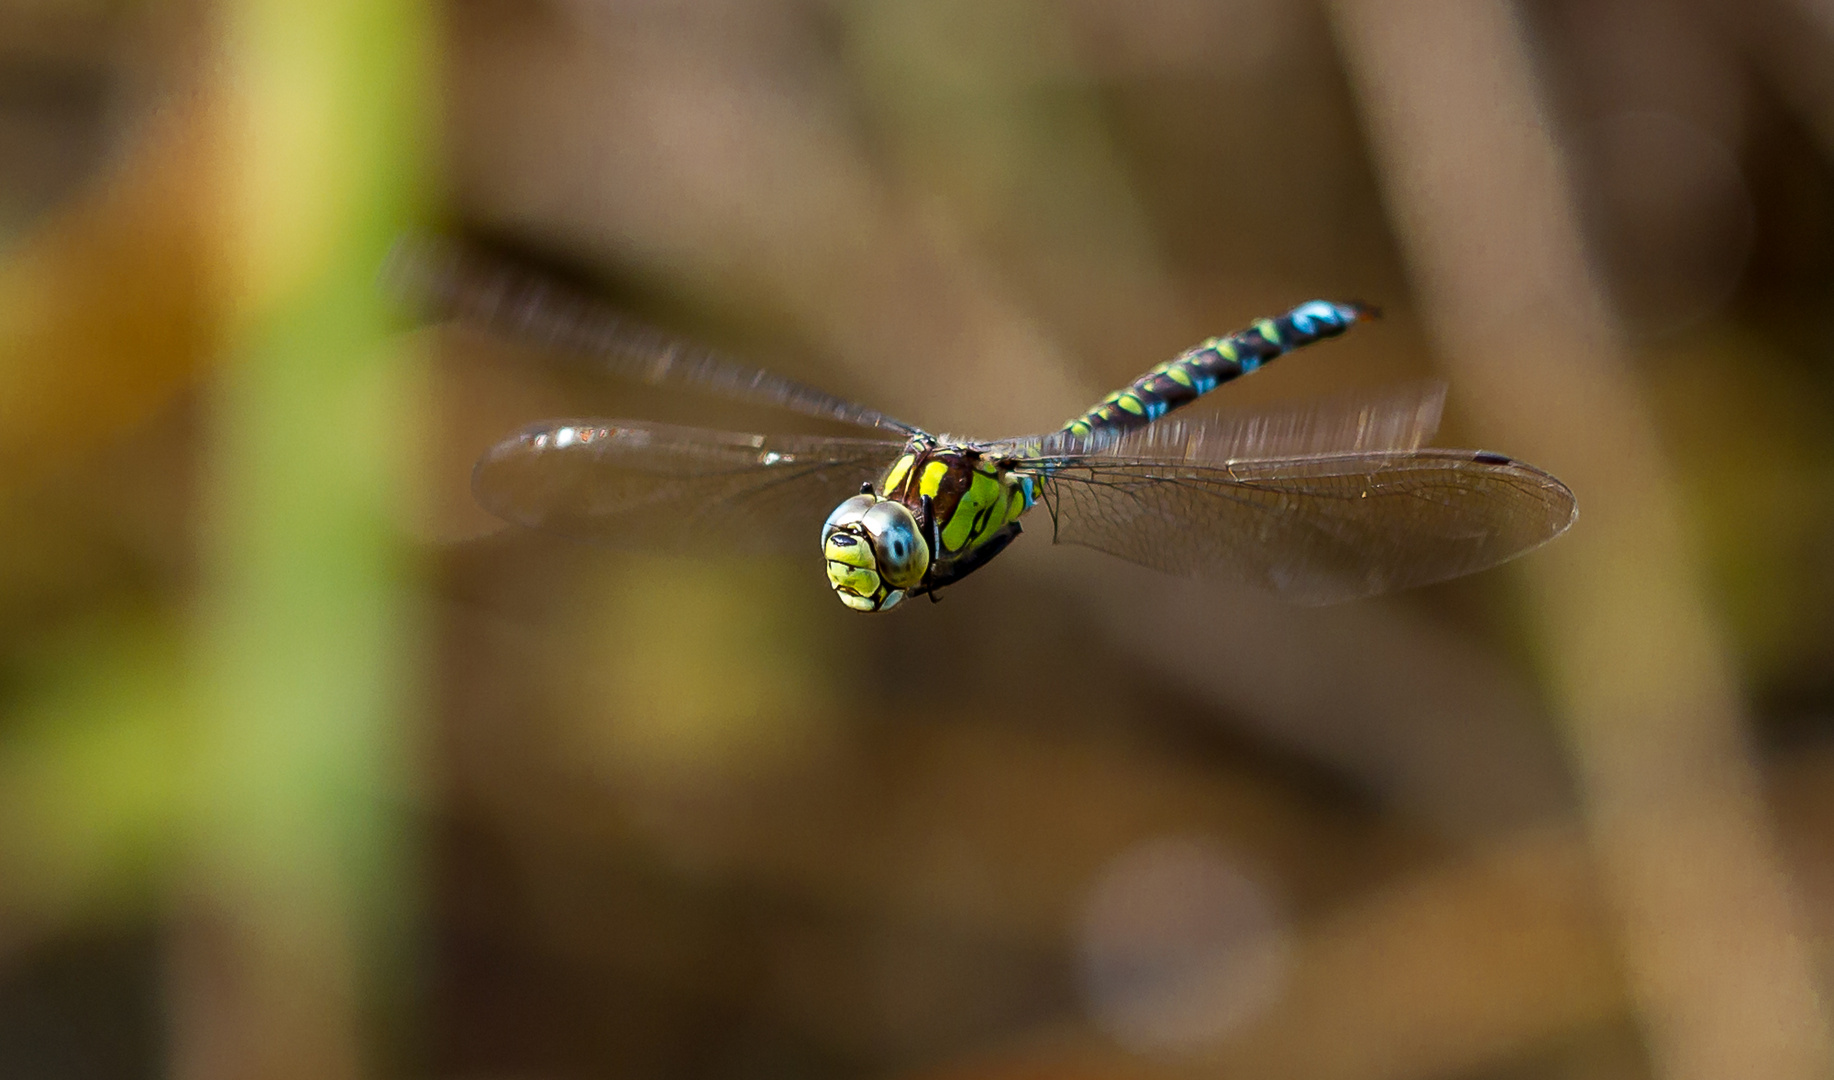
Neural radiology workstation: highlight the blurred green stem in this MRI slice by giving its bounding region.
[183,2,432,1078]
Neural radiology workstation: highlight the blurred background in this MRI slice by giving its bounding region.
[3,0,1834,1077]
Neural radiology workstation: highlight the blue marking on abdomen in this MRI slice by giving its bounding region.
[1289,300,1348,336]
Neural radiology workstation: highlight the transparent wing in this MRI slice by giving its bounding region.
[989,381,1445,464]
[389,236,920,436]
[1031,449,1576,604]
[473,419,905,552]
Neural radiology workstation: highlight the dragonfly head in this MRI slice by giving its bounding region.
[821,491,930,612]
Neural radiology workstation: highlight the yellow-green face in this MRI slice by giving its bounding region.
[820,493,929,612]
[823,525,900,611]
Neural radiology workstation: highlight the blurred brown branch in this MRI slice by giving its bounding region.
[1330,2,1834,1077]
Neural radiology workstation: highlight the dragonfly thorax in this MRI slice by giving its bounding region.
[821,493,930,612]
[818,442,1041,613]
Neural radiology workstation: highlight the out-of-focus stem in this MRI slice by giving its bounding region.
[179,3,432,1078]
[1328,2,1833,1078]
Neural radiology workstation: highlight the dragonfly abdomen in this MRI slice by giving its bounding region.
[1061,300,1373,440]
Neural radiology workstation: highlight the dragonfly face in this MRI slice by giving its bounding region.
[821,493,931,612]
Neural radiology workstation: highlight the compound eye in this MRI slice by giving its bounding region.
[861,500,930,588]
[822,494,876,543]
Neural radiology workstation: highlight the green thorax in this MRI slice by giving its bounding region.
[880,440,1037,559]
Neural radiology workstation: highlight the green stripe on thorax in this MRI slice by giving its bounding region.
[880,443,1034,557]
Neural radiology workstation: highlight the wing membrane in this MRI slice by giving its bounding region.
[1032,449,1575,604]
[473,419,904,552]
[389,236,920,436]
[992,382,1445,464]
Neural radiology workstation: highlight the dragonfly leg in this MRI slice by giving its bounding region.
[921,495,941,567]
[913,520,1023,600]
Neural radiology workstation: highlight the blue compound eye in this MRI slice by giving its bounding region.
[861,501,929,588]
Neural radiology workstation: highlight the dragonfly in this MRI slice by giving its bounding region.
[393,240,1576,611]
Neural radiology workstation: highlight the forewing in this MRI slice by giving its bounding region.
[1035,449,1576,603]
[390,236,920,436]
[990,381,1445,463]
[473,420,904,552]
